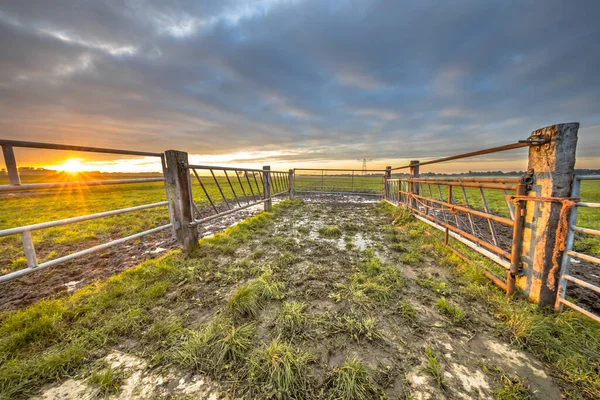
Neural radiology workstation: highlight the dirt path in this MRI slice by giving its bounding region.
[31,200,570,399]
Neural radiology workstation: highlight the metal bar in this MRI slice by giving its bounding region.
[294,168,385,172]
[562,274,600,295]
[461,186,476,235]
[479,187,499,246]
[257,172,264,197]
[505,190,515,220]
[448,185,460,228]
[391,142,530,170]
[253,171,263,197]
[21,231,37,268]
[244,171,257,202]
[223,170,241,207]
[507,183,527,296]
[192,169,219,214]
[187,164,272,173]
[436,184,449,224]
[414,214,511,269]
[191,199,267,226]
[572,226,600,237]
[408,179,517,191]
[559,299,600,323]
[291,185,381,191]
[186,165,197,220]
[294,190,382,196]
[567,250,600,265]
[577,202,600,208]
[235,171,250,204]
[409,204,512,260]
[556,177,582,311]
[0,139,162,157]
[402,191,514,226]
[407,177,521,184]
[0,201,169,237]
[0,223,173,283]
[574,175,600,180]
[210,169,231,210]
[1,144,21,185]
[0,178,165,192]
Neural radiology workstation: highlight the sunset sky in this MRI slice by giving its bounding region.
[1,0,599,173]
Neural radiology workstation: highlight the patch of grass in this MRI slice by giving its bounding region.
[398,300,417,324]
[435,297,466,324]
[89,366,125,397]
[227,271,285,319]
[246,338,313,399]
[327,356,379,400]
[329,313,382,343]
[318,225,343,238]
[401,250,423,265]
[416,274,447,295]
[276,301,309,339]
[424,345,445,389]
[175,315,254,375]
[493,375,533,400]
[297,225,311,235]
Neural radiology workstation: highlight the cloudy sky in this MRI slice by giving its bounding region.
[0,0,599,172]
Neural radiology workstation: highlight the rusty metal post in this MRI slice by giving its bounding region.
[289,169,294,200]
[165,150,199,254]
[518,123,579,307]
[1,144,21,185]
[263,165,272,211]
[507,181,527,296]
[409,160,419,209]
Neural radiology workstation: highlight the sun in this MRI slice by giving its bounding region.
[54,158,87,174]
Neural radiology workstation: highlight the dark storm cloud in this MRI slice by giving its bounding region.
[0,0,599,165]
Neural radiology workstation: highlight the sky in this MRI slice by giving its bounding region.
[0,0,599,173]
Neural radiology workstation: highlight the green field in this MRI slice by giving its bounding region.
[1,173,599,275]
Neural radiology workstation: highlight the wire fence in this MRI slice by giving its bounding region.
[293,168,386,195]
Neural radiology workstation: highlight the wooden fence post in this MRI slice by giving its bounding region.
[384,166,391,200]
[517,123,579,307]
[289,169,294,200]
[409,160,420,208]
[263,165,272,211]
[165,150,198,254]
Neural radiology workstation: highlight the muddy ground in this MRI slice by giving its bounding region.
[30,199,570,399]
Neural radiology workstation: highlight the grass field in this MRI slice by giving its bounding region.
[0,201,597,399]
[1,173,599,275]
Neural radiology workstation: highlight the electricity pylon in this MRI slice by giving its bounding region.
[357,158,372,175]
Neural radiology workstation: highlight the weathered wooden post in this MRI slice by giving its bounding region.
[165,150,198,253]
[288,169,294,200]
[263,165,272,211]
[1,144,21,185]
[384,166,391,200]
[409,160,419,209]
[517,123,579,307]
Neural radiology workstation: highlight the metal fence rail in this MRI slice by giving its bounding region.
[0,139,174,283]
[294,168,386,195]
[556,175,600,322]
[187,164,290,226]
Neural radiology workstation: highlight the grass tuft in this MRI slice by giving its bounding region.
[175,315,254,374]
[276,301,309,339]
[435,297,466,324]
[246,338,312,398]
[89,366,125,397]
[327,356,379,400]
[424,346,445,389]
[318,225,343,238]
